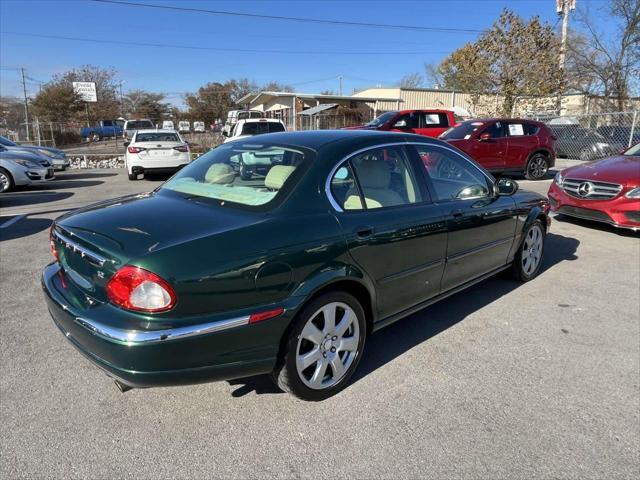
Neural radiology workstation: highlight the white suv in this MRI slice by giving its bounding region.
[223,118,286,143]
[124,129,190,180]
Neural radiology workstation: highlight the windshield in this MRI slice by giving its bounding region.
[0,136,17,147]
[162,142,310,209]
[440,121,484,140]
[624,143,640,156]
[365,111,398,127]
[136,132,181,142]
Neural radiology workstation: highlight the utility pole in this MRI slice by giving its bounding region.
[20,67,30,141]
[338,75,343,96]
[556,0,576,114]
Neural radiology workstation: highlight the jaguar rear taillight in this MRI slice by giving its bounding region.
[106,265,176,313]
[173,145,189,152]
[127,146,146,154]
[49,224,58,261]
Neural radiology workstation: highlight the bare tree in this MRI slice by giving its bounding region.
[567,0,639,110]
[399,73,424,88]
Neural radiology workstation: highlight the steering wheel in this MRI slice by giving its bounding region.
[437,158,464,179]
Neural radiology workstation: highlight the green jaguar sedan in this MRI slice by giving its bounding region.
[43,130,550,401]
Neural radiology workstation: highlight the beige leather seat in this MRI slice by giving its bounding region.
[204,163,235,184]
[344,160,405,209]
[265,165,296,190]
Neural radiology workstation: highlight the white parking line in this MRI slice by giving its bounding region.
[0,214,26,229]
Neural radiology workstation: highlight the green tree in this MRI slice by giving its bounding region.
[123,90,170,122]
[184,82,233,122]
[430,9,564,114]
[31,65,121,123]
[0,96,28,131]
[31,84,84,121]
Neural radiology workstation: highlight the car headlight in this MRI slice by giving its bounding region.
[11,158,40,168]
[554,171,564,186]
[625,187,640,199]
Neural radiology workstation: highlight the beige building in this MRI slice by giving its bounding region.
[236,91,402,130]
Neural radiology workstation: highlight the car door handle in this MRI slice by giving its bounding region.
[450,209,464,219]
[355,226,374,238]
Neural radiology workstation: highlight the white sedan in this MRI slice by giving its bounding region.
[124,130,191,181]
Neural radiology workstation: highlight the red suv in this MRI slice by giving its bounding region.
[344,109,458,138]
[441,119,556,180]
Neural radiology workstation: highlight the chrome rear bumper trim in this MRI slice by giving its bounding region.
[75,315,250,345]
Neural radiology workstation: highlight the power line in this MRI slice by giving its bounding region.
[0,31,448,55]
[89,0,484,34]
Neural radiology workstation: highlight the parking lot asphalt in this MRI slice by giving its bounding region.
[1,166,639,479]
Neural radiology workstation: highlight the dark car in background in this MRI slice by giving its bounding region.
[440,118,555,180]
[43,130,551,401]
[344,109,459,138]
[596,126,640,152]
[550,125,616,161]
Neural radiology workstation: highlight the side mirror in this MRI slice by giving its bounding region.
[394,120,407,128]
[479,133,491,141]
[496,177,518,196]
[123,141,130,148]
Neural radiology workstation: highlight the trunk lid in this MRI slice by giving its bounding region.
[53,191,261,299]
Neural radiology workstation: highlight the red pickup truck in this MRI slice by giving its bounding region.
[343,109,459,138]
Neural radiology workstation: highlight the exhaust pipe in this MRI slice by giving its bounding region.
[114,380,133,393]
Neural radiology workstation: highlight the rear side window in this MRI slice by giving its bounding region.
[420,113,449,128]
[524,123,540,135]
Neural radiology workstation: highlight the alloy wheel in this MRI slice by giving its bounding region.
[521,224,543,276]
[296,302,360,390]
[0,171,10,192]
[528,156,548,179]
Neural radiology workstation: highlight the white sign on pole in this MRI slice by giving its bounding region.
[72,82,97,102]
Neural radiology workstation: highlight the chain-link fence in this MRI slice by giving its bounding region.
[297,113,370,131]
[526,111,638,161]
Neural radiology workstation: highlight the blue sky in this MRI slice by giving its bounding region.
[0,0,614,107]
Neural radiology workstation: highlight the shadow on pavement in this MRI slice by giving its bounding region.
[0,217,52,241]
[228,232,580,397]
[54,172,119,180]
[0,191,74,208]
[553,214,639,238]
[26,180,104,191]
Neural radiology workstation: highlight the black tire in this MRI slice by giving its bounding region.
[239,160,252,180]
[512,219,546,282]
[271,291,367,401]
[525,153,549,180]
[0,167,14,193]
[578,147,593,162]
[90,132,101,142]
[128,172,138,181]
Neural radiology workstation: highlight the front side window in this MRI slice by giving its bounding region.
[330,146,423,210]
[394,113,419,129]
[416,145,491,201]
[162,142,309,209]
[482,122,505,138]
